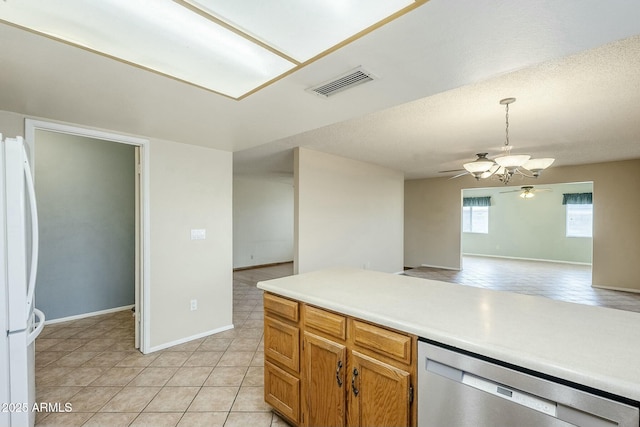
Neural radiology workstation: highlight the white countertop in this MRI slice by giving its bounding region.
[257,268,640,403]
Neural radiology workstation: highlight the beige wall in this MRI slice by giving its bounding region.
[149,139,232,349]
[295,147,404,274]
[1,110,234,350]
[233,175,293,269]
[0,110,25,137]
[405,159,640,291]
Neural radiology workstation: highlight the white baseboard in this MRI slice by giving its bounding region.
[592,284,640,294]
[418,263,461,271]
[147,324,235,353]
[463,253,592,266]
[44,304,134,325]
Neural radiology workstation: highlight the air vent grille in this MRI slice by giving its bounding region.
[307,67,376,98]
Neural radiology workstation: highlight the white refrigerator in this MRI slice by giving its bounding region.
[1,135,45,427]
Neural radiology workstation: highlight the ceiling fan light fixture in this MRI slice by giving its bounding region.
[463,153,495,178]
[479,164,501,179]
[454,97,555,184]
[523,158,555,176]
[494,153,531,169]
[520,190,535,199]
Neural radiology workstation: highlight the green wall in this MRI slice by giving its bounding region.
[462,182,593,264]
[35,130,136,320]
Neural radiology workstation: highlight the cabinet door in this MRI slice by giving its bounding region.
[348,351,411,427]
[303,332,347,427]
[265,361,300,424]
[265,316,300,372]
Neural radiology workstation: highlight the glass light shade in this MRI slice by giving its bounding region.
[479,164,500,179]
[463,159,494,174]
[520,191,535,199]
[495,154,531,168]
[523,158,555,172]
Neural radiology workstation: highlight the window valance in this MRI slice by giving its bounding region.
[463,196,491,207]
[562,192,592,205]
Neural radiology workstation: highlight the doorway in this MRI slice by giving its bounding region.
[459,181,593,296]
[25,119,150,353]
[461,181,593,265]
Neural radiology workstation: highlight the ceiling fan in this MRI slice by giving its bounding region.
[440,98,555,184]
[500,185,552,198]
[437,167,469,180]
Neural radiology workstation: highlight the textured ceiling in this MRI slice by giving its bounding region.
[238,34,640,179]
[2,0,640,179]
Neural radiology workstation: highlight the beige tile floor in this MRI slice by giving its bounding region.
[34,258,640,426]
[34,263,293,427]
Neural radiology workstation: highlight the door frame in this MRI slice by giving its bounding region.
[25,119,151,353]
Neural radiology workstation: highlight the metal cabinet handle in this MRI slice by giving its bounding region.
[336,360,343,387]
[351,368,359,396]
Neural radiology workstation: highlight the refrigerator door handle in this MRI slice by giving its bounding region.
[27,308,45,345]
[23,142,39,316]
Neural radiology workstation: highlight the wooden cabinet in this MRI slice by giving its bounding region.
[264,294,301,425]
[302,332,346,427]
[347,351,411,427]
[263,292,417,427]
[264,317,299,372]
[265,361,300,422]
[347,319,415,427]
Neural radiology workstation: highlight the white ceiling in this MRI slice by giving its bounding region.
[0,0,418,98]
[2,0,640,180]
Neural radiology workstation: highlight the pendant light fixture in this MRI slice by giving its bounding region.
[494,98,530,172]
[462,97,554,184]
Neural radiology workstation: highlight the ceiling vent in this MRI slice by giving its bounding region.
[307,66,377,98]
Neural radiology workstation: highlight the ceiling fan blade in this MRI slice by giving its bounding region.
[449,171,469,179]
[438,168,465,173]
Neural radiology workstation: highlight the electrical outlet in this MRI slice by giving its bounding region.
[190,299,197,311]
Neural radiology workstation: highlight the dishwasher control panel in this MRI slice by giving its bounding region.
[461,371,557,417]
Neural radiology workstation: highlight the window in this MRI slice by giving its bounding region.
[463,206,489,234]
[563,192,593,238]
[566,204,593,237]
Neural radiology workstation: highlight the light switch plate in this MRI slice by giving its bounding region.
[191,229,206,240]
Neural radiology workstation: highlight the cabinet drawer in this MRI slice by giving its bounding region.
[264,293,299,322]
[265,316,300,372]
[350,320,412,365]
[265,361,300,424]
[304,305,347,341]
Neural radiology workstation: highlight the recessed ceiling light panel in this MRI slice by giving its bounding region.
[0,0,295,98]
[185,0,415,62]
[0,0,423,99]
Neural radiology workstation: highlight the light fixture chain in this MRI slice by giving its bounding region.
[505,102,510,148]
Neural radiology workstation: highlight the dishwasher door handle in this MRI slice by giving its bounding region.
[461,372,557,417]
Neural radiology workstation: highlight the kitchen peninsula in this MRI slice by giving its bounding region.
[258,268,640,426]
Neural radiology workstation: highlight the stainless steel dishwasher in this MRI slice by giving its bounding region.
[418,340,639,427]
